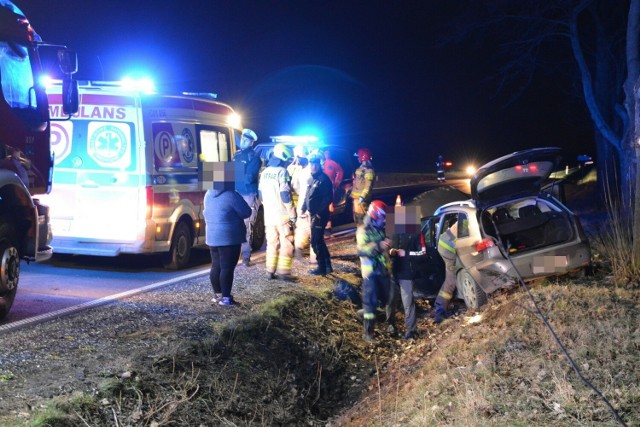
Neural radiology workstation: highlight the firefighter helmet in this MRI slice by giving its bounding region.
[293,145,308,158]
[356,148,372,163]
[272,143,293,162]
[367,200,387,228]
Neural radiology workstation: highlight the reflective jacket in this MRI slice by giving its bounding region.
[437,225,457,260]
[356,218,390,279]
[259,158,295,226]
[351,162,375,201]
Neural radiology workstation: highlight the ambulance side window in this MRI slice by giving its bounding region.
[199,126,232,162]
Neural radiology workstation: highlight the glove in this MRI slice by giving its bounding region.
[289,217,297,224]
[358,197,365,204]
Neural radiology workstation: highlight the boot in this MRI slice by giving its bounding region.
[363,317,375,343]
[325,259,333,274]
[434,296,448,324]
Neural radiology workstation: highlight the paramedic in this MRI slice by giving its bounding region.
[288,145,313,260]
[203,162,252,306]
[357,200,391,342]
[351,148,376,226]
[434,220,458,323]
[302,153,333,276]
[258,143,297,281]
[233,128,262,267]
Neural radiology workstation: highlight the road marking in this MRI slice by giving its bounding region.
[0,268,209,333]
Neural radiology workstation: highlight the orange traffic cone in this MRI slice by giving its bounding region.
[395,194,402,206]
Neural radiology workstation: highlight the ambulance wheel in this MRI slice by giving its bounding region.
[0,223,19,319]
[163,221,192,270]
[456,269,487,310]
[250,206,265,251]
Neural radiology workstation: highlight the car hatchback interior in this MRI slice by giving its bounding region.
[482,199,573,253]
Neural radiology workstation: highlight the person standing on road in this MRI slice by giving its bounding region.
[203,162,252,306]
[302,153,334,276]
[351,148,376,226]
[288,145,313,260]
[357,200,392,343]
[387,205,423,339]
[233,129,262,267]
[258,143,297,281]
[436,154,446,182]
[322,148,344,236]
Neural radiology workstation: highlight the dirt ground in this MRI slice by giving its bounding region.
[0,233,462,426]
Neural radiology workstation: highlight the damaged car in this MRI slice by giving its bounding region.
[417,147,592,309]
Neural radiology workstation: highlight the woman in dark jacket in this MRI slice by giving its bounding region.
[203,173,252,306]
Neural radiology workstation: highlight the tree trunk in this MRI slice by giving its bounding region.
[627,0,640,265]
[633,78,640,265]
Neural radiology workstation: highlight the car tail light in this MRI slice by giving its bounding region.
[475,237,495,252]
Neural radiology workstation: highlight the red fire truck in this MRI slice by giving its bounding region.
[0,0,77,318]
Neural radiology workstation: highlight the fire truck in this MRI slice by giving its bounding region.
[42,80,249,269]
[0,0,78,318]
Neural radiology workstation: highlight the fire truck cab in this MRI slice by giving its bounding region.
[0,0,77,318]
[42,81,243,269]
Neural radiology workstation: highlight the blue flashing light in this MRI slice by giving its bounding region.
[270,135,320,145]
[120,76,155,93]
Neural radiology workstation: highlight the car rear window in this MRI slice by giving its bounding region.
[476,161,555,197]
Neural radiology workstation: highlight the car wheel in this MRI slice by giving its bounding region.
[163,221,192,270]
[457,269,487,310]
[0,223,20,319]
[251,206,265,251]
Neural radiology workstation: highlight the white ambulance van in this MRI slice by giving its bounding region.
[42,81,247,269]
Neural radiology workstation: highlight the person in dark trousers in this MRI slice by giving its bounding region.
[233,128,262,266]
[302,153,334,275]
[203,162,252,306]
[387,205,424,339]
[436,154,446,182]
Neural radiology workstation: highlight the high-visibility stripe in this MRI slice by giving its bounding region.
[364,312,375,320]
[438,290,453,300]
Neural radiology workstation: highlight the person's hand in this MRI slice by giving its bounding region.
[397,249,406,257]
[389,248,398,256]
[358,197,365,204]
[380,238,391,251]
[289,217,297,224]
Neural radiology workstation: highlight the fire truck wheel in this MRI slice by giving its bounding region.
[0,223,19,319]
[163,221,192,270]
[250,206,265,251]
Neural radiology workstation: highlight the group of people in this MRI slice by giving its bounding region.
[203,130,454,344]
[202,128,378,306]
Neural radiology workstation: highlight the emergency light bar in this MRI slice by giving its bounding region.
[182,92,217,99]
[270,135,320,144]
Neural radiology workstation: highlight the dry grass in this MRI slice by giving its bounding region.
[337,279,639,426]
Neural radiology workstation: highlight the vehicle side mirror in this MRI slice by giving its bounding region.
[62,78,79,115]
[57,49,78,75]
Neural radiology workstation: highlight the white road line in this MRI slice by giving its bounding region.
[0,268,209,333]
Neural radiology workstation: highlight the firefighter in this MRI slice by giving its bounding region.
[434,219,458,323]
[351,148,376,226]
[322,148,344,237]
[288,145,313,260]
[436,154,446,182]
[357,200,392,343]
[258,143,297,281]
[302,153,334,275]
[233,129,262,267]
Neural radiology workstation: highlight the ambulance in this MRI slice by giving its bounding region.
[42,80,247,269]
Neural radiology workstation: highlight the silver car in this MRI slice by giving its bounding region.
[419,147,591,310]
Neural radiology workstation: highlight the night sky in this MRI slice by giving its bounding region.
[21,0,594,172]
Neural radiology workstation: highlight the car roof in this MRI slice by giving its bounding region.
[470,147,562,208]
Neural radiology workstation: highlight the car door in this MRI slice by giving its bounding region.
[411,215,445,298]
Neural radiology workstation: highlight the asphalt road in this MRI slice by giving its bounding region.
[1,178,470,331]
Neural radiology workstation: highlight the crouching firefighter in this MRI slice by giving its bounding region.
[356,200,392,342]
[434,220,458,323]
